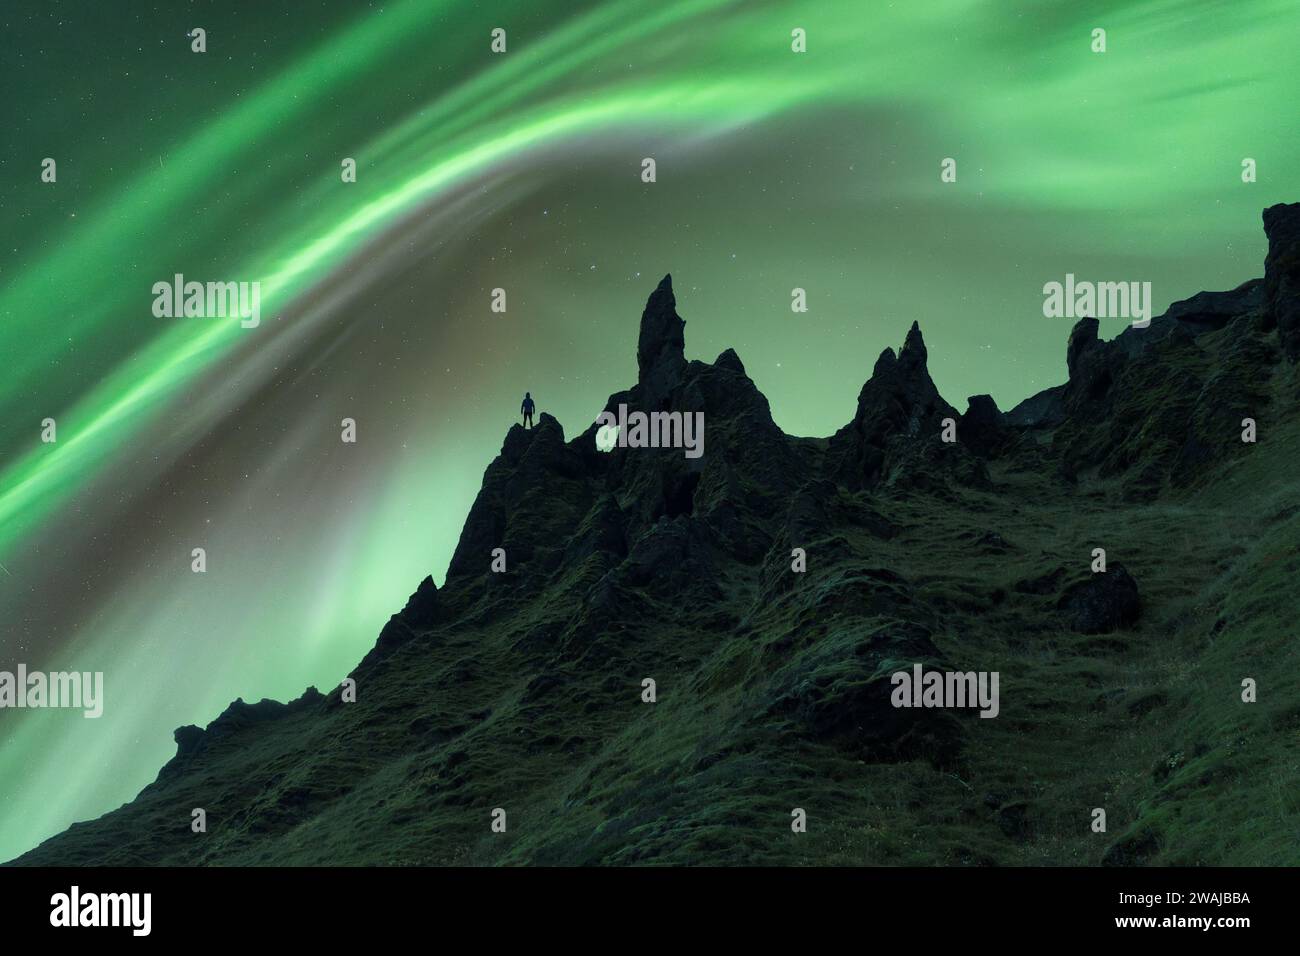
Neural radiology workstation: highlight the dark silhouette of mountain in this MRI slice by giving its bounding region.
[11,204,1300,866]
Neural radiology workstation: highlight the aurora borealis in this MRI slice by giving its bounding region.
[1,0,1297,862]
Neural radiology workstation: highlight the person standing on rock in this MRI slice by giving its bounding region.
[521,392,535,429]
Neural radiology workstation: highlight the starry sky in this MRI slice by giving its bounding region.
[1,0,1297,861]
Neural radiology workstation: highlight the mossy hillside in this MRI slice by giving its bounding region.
[12,208,1300,866]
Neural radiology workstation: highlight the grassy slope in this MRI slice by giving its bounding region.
[13,327,1300,868]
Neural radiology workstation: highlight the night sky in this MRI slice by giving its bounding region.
[1,0,1296,860]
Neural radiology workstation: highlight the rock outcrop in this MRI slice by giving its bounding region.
[10,209,1299,869]
[1263,202,1300,358]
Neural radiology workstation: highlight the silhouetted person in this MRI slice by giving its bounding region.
[521,392,535,429]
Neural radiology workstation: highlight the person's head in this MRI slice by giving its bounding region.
[525,392,531,399]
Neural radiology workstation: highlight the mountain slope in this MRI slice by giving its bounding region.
[11,205,1300,866]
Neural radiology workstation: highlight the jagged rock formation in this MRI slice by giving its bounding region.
[825,321,966,491]
[10,205,1300,867]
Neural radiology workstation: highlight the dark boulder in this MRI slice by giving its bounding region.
[1058,564,1141,633]
[767,621,965,767]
